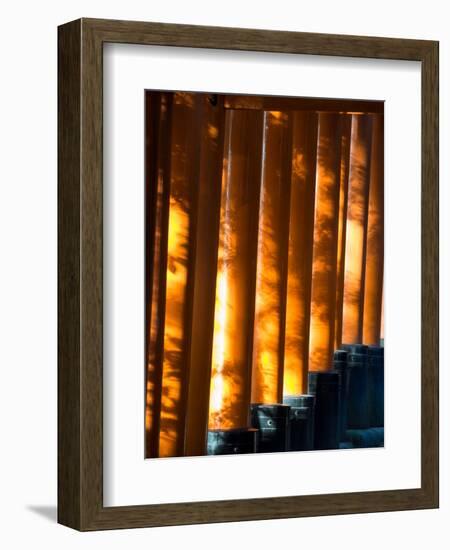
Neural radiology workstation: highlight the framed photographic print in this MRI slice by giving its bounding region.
[58,18,439,530]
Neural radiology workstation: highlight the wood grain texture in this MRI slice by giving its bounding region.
[58,19,82,530]
[58,18,439,531]
[420,40,439,507]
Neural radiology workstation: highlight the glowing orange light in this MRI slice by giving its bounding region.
[158,93,194,457]
[209,265,231,425]
[342,114,373,344]
[158,200,189,457]
[208,110,261,429]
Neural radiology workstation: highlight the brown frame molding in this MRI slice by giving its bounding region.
[58,18,439,531]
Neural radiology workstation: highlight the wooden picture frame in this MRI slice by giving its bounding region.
[58,18,439,531]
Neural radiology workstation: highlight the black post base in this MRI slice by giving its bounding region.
[308,371,341,450]
[250,404,290,453]
[283,395,315,451]
[207,428,258,456]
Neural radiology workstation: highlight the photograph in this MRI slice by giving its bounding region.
[144,91,385,459]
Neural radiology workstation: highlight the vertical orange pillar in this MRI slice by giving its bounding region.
[363,113,384,345]
[251,111,291,404]
[309,113,342,372]
[283,111,318,394]
[334,116,352,349]
[145,92,171,458]
[208,109,263,430]
[158,92,198,457]
[341,114,373,344]
[183,95,224,456]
